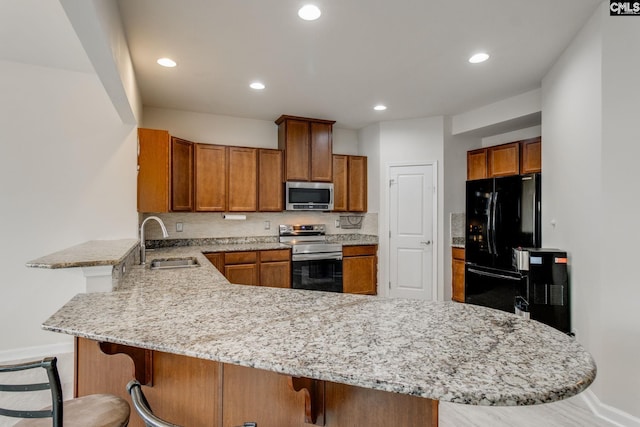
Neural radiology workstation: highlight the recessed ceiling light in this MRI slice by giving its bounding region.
[298,4,321,20]
[374,105,387,111]
[250,82,265,90]
[157,57,177,67]
[468,53,490,64]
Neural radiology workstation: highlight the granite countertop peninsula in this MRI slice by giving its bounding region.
[26,239,139,269]
[43,236,595,407]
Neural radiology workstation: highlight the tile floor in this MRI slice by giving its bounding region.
[0,352,617,427]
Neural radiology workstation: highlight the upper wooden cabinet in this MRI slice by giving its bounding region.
[333,155,367,212]
[195,143,227,212]
[228,147,257,212]
[137,128,171,213]
[467,148,488,181]
[258,149,283,211]
[171,137,194,212]
[276,115,335,182]
[520,137,541,174]
[467,139,541,180]
[487,142,520,177]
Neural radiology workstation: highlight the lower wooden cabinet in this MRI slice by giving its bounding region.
[207,249,291,288]
[343,245,377,295]
[452,247,465,303]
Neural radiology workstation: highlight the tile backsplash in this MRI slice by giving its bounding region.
[140,212,378,240]
[450,212,465,246]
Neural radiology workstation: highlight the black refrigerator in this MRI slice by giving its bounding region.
[464,173,541,313]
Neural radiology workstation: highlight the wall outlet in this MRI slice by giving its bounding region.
[335,219,340,228]
[176,222,183,232]
[264,220,271,230]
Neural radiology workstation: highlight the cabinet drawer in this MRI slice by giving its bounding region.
[452,247,465,260]
[259,249,291,262]
[343,245,377,257]
[224,251,257,265]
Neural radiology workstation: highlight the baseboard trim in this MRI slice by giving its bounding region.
[0,342,74,363]
[582,389,640,427]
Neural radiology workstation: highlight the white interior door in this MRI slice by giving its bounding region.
[388,164,435,300]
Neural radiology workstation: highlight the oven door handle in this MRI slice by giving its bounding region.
[467,267,521,281]
[292,253,343,262]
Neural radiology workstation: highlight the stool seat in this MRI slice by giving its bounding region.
[14,394,130,427]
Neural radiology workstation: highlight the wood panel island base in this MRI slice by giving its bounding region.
[76,337,438,427]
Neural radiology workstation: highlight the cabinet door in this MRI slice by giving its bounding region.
[347,156,367,212]
[137,128,170,213]
[343,245,377,295]
[332,155,348,212]
[310,121,333,182]
[260,261,291,288]
[488,142,520,177]
[171,137,194,212]
[228,147,257,212]
[451,248,465,303]
[520,138,541,174]
[279,119,310,181]
[467,148,487,181]
[258,149,283,211]
[205,252,224,272]
[225,264,258,286]
[195,144,227,212]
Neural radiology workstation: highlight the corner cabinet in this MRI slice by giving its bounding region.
[170,137,194,212]
[343,245,377,295]
[137,128,171,213]
[207,249,291,289]
[276,115,335,182]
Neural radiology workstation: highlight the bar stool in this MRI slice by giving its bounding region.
[126,380,181,427]
[0,356,130,427]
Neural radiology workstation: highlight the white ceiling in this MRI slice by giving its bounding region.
[2,1,603,131]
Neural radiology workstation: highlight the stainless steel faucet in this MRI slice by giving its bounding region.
[139,216,169,265]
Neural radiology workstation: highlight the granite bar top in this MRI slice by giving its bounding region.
[42,244,595,406]
[26,239,139,269]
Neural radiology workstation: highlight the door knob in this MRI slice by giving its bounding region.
[421,241,431,245]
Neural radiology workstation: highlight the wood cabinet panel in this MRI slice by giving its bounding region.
[228,146,257,211]
[259,249,291,262]
[258,149,283,211]
[224,251,258,265]
[348,155,367,212]
[452,248,465,303]
[260,261,291,288]
[171,137,194,211]
[205,252,224,272]
[467,148,487,181]
[75,338,220,427]
[332,155,348,211]
[137,128,170,212]
[343,245,377,295]
[278,118,310,181]
[225,264,259,286]
[520,137,542,174]
[488,142,520,177]
[195,143,227,211]
[310,121,333,182]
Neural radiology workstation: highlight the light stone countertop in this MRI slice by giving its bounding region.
[26,239,140,269]
[42,243,595,407]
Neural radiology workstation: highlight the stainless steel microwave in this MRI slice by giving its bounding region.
[285,181,334,211]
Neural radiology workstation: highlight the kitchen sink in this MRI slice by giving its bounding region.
[150,258,200,270]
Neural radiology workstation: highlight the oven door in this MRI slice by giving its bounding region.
[291,253,343,293]
[464,264,524,314]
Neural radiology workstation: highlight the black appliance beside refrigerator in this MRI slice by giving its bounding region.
[464,172,570,333]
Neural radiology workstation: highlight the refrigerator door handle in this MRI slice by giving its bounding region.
[491,191,498,255]
[467,267,522,282]
[487,192,495,255]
